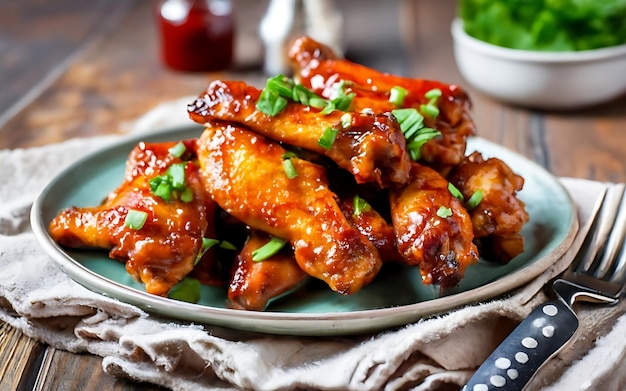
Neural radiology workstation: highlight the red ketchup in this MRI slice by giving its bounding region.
[156,0,234,72]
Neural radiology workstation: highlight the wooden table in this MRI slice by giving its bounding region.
[1,0,625,390]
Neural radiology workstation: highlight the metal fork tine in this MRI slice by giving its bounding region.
[594,184,626,279]
[594,184,626,278]
[577,184,624,275]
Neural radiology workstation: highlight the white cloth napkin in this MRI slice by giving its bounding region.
[1,103,625,390]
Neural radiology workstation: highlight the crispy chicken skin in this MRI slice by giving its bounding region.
[196,122,382,294]
[390,163,479,288]
[187,80,411,187]
[448,152,529,263]
[228,231,308,311]
[288,36,475,174]
[48,141,209,296]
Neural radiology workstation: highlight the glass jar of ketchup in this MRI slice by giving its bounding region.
[156,0,234,72]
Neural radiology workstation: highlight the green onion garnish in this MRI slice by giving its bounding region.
[392,108,425,139]
[392,108,440,161]
[149,163,192,202]
[168,277,201,303]
[256,88,288,116]
[353,195,371,216]
[281,152,298,179]
[167,163,186,189]
[420,88,442,119]
[424,88,442,100]
[219,240,237,250]
[389,86,408,107]
[266,74,294,97]
[168,141,186,158]
[150,178,172,202]
[282,157,298,179]
[125,209,148,230]
[448,182,464,201]
[251,237,288,262]
[256,75,354,116]
[405,128,440,160]
[436,206,453,218]
[318,127,339,150]
[340,113,352,128]
[180,186,194,202]
[420,103,440,119]
[465,189,483,210]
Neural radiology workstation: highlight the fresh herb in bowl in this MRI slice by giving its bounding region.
[459,0,626,51]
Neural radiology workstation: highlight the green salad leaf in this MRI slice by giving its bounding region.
[459,0,626,51]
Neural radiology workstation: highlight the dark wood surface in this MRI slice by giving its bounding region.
[1,0,625,390]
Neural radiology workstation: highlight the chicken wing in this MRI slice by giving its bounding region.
[390,163,478,288]
[188,80,411,187]
[196,122,382,294]
[288,36,475,174]
[228,230,308,311]
[447,152,529,263]
[48,140,210,296]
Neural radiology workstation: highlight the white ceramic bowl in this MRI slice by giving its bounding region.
[451,18,626,109]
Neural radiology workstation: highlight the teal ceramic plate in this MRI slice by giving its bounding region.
[31,125,578,336]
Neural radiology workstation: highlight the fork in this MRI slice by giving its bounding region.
[463,183,626,391]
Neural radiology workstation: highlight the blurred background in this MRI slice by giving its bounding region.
[0,0,465,147]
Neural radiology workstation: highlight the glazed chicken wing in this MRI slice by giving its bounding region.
[390,163,479,288]
[228,230,308,311]
[448,151,529,263]
[48,141,210,296]
[188,80,411,187]
[288,36,475,174]
[196,122,382,294]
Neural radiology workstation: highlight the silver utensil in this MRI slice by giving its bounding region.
[464,183,626,391]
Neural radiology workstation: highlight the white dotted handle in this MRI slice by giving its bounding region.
[463,299,578,391]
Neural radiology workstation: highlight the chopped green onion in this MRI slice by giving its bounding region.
[392,108,441,161]
[251,237,288,262]
[389,86,408,107]
[125,209,148,230]
[266,74,294,97]
[256,88,288,116]
[219,240,237,250]
[309,96,329,109]
[318,127,339,150]
[331,94,354,112]
[150,178,172,202]
[420,88,442,119]
[465,189,483,210]
[448,182,464,201]
[168,141,186,158]
[167,163,186,189]
[168,277,201,303]
[424,88,442,100]
[292,84,311,105]
[180,186,194,203]
[420,103,440,119]
[353,195,371,216]
[436,206,453,218]
[340,113,352,128]
[406,128,440,160]
[392,108,425,139]
[282,157,298,179]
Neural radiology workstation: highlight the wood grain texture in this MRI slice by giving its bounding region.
[1,0,625,389]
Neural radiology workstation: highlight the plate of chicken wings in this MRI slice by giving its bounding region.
[31,37,577,336]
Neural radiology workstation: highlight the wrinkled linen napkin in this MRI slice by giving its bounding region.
[2,101,626,390]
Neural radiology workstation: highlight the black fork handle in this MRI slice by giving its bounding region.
[463,299,578,391]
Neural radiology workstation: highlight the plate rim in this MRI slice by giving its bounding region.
[30,125,579,336]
